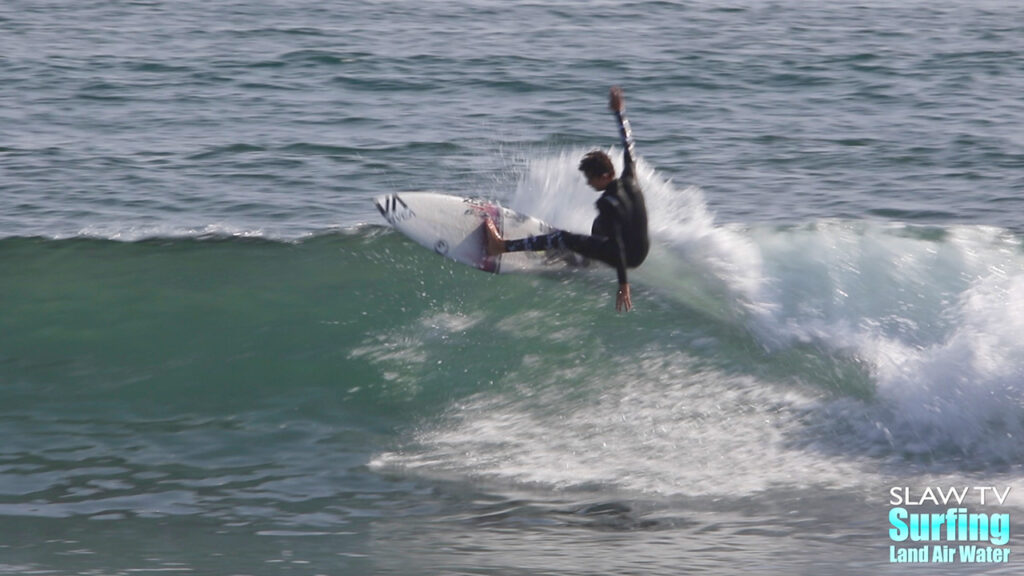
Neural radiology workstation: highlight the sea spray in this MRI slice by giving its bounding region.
[510,148,771,325]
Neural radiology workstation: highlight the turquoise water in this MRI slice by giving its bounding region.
[3,1,1024,574]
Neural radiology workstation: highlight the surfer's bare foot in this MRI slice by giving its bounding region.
[483,217,506,256]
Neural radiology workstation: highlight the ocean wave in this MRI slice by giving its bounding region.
[4,152,1024,496]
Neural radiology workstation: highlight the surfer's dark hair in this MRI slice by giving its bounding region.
[578,151,615,179]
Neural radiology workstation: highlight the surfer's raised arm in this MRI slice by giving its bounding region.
[609,86,637,183]
[484,86,650,312]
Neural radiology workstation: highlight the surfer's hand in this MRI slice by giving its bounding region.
[609,86,624,112]
[616,282,632,312]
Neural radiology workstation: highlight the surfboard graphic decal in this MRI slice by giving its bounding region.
[376,194,415,225]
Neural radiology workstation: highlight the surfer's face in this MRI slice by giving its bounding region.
[585,172,614,191]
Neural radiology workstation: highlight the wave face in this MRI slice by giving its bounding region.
[4,154,1024,575]
[6,153,1023,483]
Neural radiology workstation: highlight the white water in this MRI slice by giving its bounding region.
[374,151,1024,499]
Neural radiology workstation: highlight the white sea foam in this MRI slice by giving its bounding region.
[372,348,875,497]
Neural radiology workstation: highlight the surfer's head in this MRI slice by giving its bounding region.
[579,151,615,191]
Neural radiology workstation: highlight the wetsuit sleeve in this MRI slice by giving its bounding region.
[612,226,628,285]
[597,196,630,285]
[614,109,637,182]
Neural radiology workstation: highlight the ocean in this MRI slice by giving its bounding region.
[3,1,1024,574]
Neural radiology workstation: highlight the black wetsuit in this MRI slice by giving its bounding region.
[504,109,649,285]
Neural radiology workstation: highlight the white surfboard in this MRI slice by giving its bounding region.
[374,192,586,274]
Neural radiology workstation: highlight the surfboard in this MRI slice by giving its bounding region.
[374,192,586,274]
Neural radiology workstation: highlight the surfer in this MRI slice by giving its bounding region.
[485,86,649,312]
